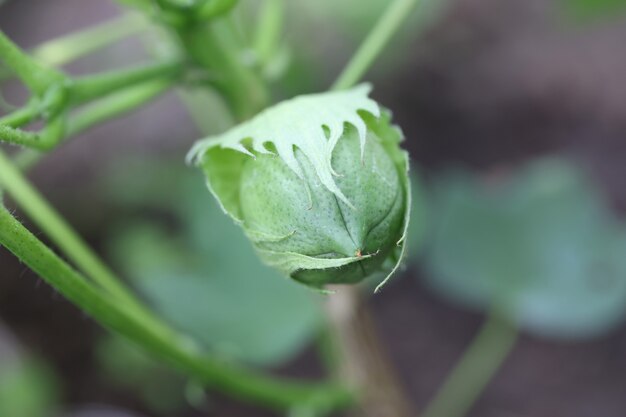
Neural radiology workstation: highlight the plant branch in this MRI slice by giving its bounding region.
[177,23,268,121]
[0,14,149,82]
[0,77,173,153]
[0,207,352,413]
[254,0,284,65]
[31,14,149,68]
[0,103,39,128]
[0,116,65,151]
[0,148,148,315]
[332,0,418,91]
[421,307,519,417]
[70,60,182,105]
[0,30,65,95]
[68,78,173,136]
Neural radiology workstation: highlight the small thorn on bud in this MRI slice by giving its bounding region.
[356,249,362,257]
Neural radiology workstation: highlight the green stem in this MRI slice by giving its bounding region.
[177,23,268,121]
[254,0,284,65]
[196,0,238,19]
[0,125,40,147]
[68,79,173,136]
[0,104,39,128]
[0,148,147,315]
[0,207,352,412]
[3,78,173,173]
[31,14,149,68]
[331,0,418,91]
[421,309,518,417]
[0,116,65,151]
[0,30,64,95]
[70,60,182,105]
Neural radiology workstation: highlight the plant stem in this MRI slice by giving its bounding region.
[331,0,418,91]
[0,207,352,413]
[0,79,172,154]
[324,287,416,417]
[70,60,182,105]
[68,79,173,136]
[0,116,65,151]
[177,23,268,121]
[0,30,64,95]
[196,0,238,19]
[0,104,39,128]
[0,125,42,148]
[254,0,284,66]
[0,14,148,82]
[421,309,518,417]
[0,148,147,315]
[31,14,149,68]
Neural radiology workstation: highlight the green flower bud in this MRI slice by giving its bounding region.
[188,85,411,290]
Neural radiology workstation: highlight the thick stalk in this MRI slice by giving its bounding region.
[324,287,416,417]
[0,208,352,413]
[177,23,268,121]
[421,309,518,417]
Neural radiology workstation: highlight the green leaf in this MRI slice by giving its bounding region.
[425,158,626,339]
[0,328,59,417]
[187,84,380,209]
[104,160,323,366]
[564,0,626,20]
[96,336,190,414]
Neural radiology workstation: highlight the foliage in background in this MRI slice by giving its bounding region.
[565,0,626,20]
[96,335,199,415]
[103,158,323,366]
[0,325,60,417]
[425,158,626,339]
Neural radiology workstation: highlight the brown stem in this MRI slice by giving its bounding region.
[324,286,416,417]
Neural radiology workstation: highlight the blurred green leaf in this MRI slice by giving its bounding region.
[96,336,191,414]
[425,158,626,339]
[0,358,59,417]
[565,0,626,20]
[104,159,323,366]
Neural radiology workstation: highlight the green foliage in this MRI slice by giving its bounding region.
[425,158,626,339]
[565,0,626,20]
[0,358,59,417]
[104,160,323,366]
[96,336,193,414]
[189,86,411,290]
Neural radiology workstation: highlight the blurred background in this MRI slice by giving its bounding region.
[2,0,626,416]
